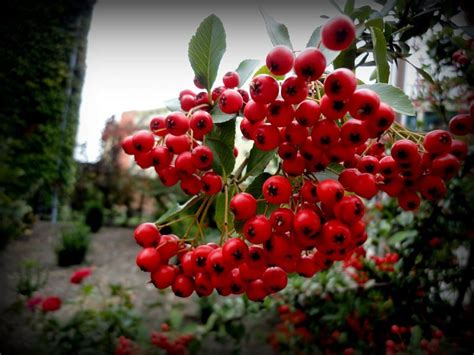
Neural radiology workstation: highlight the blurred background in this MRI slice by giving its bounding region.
[0,0,473,354]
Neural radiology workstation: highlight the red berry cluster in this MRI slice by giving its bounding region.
[268,306,312,349]
[386,326,443,355]
[151,330,193,355]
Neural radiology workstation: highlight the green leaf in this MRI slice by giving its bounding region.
[253,65,285,80]
[409,325,423,349]
[333,42,357,70]
[351,6,373,22]
[329,0,344,13]
[259,7,293,49]
[188,14,226,91]
[246,173,271,199]
[365,17,384,30]
[215,185,235,233]
[156,196,200,224]
[344,0,355,15]
[206,120,236,177]
[369,27,390,83]
[306,26,321,48]
[164,97,180,112]
[357,83,415,115]
[245,146,275,178]
[169,309,183,330]
[210,105,237,124]
[404,60,434,84]
[235,59,260,87]
[388,230,418,246]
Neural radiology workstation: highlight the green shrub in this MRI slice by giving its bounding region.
[55,223,91,267]
[85,202,104,233]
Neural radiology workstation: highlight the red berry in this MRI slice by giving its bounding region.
[190,111,213,136]
[270,208,294,233]
[418,175,446,201]
[195,272,213,297]
[206,249,228,276]
[134,223,161,247]
[391,139,419,162]
[223,71,240,88]
[320,95,349,120]
[450,139,468,160]
[293,209,321,238]
[317,180,344,207]
[132,130,155,153]
[150,146,172,169]
[250,75,279,104]
[282,153,306,176]
[324,68,357,100]
[165,134,191,154]
[191,145,213,170]
[300,180,319,203]
[136,248,161,272]
[246,279,268,302]
[172,275,194,298]
[294,48,326,81]
[222,238,249,267]
[157,234,180,260]
[135,151,153,169]
[295,100,320,127]
[230,192,257,220]
[340,119,368,147]
[431,153,460,180]
[166,112,189,136]
[379,156,398,177]
[311,119,340,148]
[150,116,168,136]
[263,176,292,204]
[267,99,295,127]
[334,195,365,224]
[211,86,226,101]
[266,45,294,76]
[240,118,264,140]
[201,172,223,195]
[254,124,281,151]
[348,89,380,121]
[281,76,309,104]
[423,129,452,154]
[175,151,196,175]
[243,215,272,244]
[180,174,202,195]
[151,265,176,289]
[397,190,420,211]
[278,142,298,160]
[321,15,356,51]
[357,155,379,174]
[180,94,196,111]
[353,172,378,199]
[449,113,472,135]
[219,89,243,114]
[244,100,268,123]
[366,103,395,137]
[262,266,288,293]
[122,136,138,155]
[157,166,180,187]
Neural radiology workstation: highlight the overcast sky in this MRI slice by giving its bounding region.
[76,0,380,162]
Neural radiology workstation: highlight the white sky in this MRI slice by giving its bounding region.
[76,0,381,162]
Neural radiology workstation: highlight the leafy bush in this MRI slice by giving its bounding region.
[85,202,104,233]
[55,223,91,267]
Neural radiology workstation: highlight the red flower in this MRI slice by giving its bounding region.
[70,267,93,284]
[26,295,42,311]
[41,296,62,312]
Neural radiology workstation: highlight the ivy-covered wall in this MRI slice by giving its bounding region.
[0,0,96,215]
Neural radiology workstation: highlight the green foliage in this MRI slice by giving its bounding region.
[188,14,226,91]
[235,59,260,87]
[260,7,293,50]
[15,260,48,297]
[55,223,91,267]
[245,145,276,178]
[85,202,104,233]
[206,120,236,178]
[358,83,415,115]
[369,26,390,83]
[0,0,94,215]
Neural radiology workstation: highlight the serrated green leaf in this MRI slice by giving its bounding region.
[259,7,293,49]
[206,120,236,177]
[370,27,390,83]
[215,185,235,233]
[245,146,275,178]
[210,105,237,123]
[156,196,200,224]
[188,14,226,91]
[235,59,260,87]
[357,83,415,115]
[253,65,285,80]
[164,97,180,112]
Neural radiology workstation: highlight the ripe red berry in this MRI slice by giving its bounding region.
[262,266,288,293]
[250,75,279,104]
[135,151,153,169]
[175,152,196,176]
[263,175,292,204]
[294,47,326,81]
[449,113,471,135]
[379,156,398,177]
[318,220,352,254]
[206,249,228,276]
[191,145,213,170]
[266,45,294,76]
[282,153,306,176]
[365,103,395,137]
[195,272,213,297]
[300,180,319,203]
[157,234,180,260]
[134,223,161,247]
[190,111,213,136]
[295,100,320,127]
[357,155,379,174]
[281,76,309,105]
[324,68,357,100]
[211,86,226,101]
[278,142,298,160]
[166,112,189,136]
[311,119,340,148]
[230,192,257,220]
[180,174,202,195]
[431,153,460,180]
[320,95,349,120]
[450,139,468,160]
[267,99,295,127]
[165,134,191,154]
[270,208,294,233]
[150,116,168,136]
[240,118,264,140]
[219,89,243,114]
[136,248,161,272]
[201,172,223,195]
[397,190,420,211]
[254,124,281,151]
[172,275,194,298]
[246,279,268,302]
[391,139,419,162]
[122,136,138,155]
[180,94,196,111]
[317,180,344,207]
[423,129,452,154]
[353,172,378,199]
[151,265,176,289]
[243,215,272,244]
[223,71,240,88]
[340,119,368,147]
[157,166,180,187]
[321,15,356,51]
[150,146,172,169]
[418,175,446,200]
[222,238,249,267]
[132,130,155,153]
[334,195,365,224]
[293,209,321,238]
[348,89,380,121]
[243,100,268,123]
